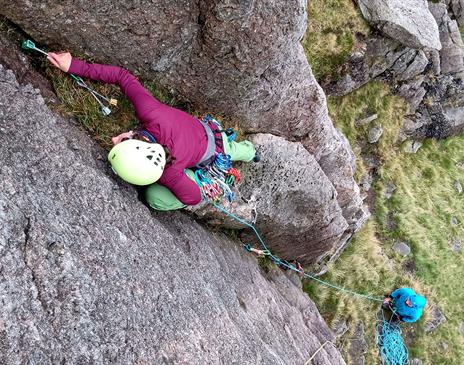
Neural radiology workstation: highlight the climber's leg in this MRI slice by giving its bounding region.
[222,134,256,162]
[145,169,196,211]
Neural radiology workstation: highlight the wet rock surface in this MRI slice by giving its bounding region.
[0,64,346,365]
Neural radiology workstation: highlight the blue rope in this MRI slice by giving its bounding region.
[212,203,383,303]
[376,310,409,365]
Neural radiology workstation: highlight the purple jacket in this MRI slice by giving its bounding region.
[69,58,211,205]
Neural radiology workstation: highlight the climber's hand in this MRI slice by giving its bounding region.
[47,52,72,72]
[112,131,134,145]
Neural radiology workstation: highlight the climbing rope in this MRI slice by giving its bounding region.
[213,202,383,302]
[304,340,334,365]
[376,309,409,365]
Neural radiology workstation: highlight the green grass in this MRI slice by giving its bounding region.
[304,1,464,365]
[377,138,464,363]
[302,1,464,362]
[302,0,369,81]
[304,80,464,364]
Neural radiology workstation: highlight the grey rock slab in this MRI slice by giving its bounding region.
[398,80,427,114]
[451,216,459,226]
[0,64,346,365]
[454,180,463,194]
[450,237,462,252]
[359,173,373,192]
[332,318,349,338]
[393,241,411,256]
[403,140,422,153]
[430,3,464,75]
[356,113,378,126]
[459,322,464,335]
[192,132,359,265]
[390,49,428,81]
[368,125,383,143]
[445,0,464,27]
[358,0,441,50]
[239,133,349,264]
[0,0,366,248]
[425,305,447,333]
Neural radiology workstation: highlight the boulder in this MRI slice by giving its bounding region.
[368,126,383,144]
[0,0,366,257]
[0,63,346,364]
[324,37,429,96]
[429,3,464,76]
[444,0,464,27]
[393,241,411,256]
[193,133,351,264]
[425,305,446,333]
[358,0,441,50]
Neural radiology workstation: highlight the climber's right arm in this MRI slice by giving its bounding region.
[48,52,162,122]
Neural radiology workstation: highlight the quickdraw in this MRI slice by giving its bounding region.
[21,39,116,116]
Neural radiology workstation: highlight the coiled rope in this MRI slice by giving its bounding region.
[376,309,409,365]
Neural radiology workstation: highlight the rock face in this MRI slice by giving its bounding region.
[191,133,369,265]
[445,0,464,27]
[239,134,348,263]
[358,0,441,50]
[0,1,366,258]
[430,3,464,76]
[0,64,346,364]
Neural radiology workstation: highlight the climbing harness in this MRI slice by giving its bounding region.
[376,308,409,365]
[21,39,116,116]
[193,115,241,202]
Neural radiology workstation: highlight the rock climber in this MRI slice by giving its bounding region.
[47,52,258,210]
[382,287,427,323]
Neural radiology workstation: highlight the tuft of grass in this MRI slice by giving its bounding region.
[302,0,369,81]
[328,81,407,182]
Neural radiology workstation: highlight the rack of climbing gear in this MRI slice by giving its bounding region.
[194,115,241,203]
[21,39,116,116]
[376,308,409,365]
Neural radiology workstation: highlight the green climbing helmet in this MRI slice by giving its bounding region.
[108,139,166,185]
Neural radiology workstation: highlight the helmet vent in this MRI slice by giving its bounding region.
[146,155,153,160]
